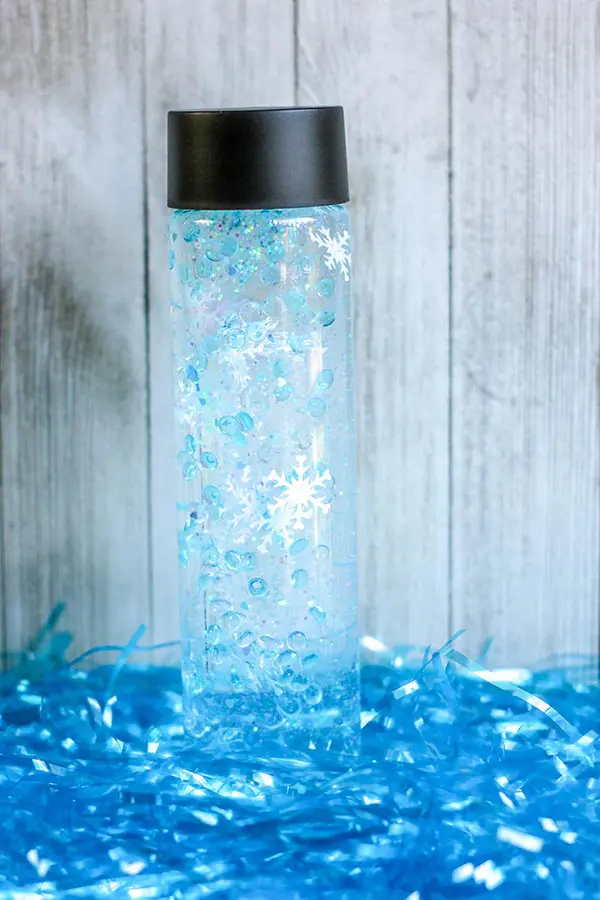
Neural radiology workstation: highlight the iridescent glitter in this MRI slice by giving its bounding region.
[170,205,359,753]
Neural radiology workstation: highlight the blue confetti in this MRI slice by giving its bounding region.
[0,609,598,898]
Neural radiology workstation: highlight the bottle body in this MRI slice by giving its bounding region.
[170,204,359,755]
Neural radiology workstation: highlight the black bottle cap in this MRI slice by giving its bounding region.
[168,107,349,210]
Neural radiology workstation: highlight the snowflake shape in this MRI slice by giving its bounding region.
[267,455,332,533]
[309,227,351,282]
[225,468,260,541]
[224,468,280,553]
[216,329,291,387]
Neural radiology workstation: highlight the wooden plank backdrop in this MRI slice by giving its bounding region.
[451,0,600,662]
[298,0,451,648]
[0,0,150,658]
[0,0,598,664]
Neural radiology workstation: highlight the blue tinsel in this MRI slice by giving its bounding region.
[0,611,598,899]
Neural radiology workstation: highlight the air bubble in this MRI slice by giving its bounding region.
[236,630,255,649]
[220,611,242,633]
[315,544,330,560]
[261,635,283,651]
[305,684,323,706]
[288,631,308,651]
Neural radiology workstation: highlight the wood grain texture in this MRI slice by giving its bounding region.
[298,0,451,647]
[144,0,295,646]
[451,0,600,662]
[0,0,149,655]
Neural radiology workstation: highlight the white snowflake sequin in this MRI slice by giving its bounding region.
[224,468,277,552]
[225,468,263,543]
[267,455,333,532]
[309,227,351,282]
[216,329,292,387]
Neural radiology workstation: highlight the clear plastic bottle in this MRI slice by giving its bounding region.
[168,108,359,755]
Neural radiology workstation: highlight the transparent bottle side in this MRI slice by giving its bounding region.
[169,205,359,755]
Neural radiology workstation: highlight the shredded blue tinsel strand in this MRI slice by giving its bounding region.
[1,606,599,899]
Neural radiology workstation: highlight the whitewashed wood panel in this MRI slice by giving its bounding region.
[298,0,451,647]
[2,0,598,661]
[0,0,149,654]
[451,0,600,662]
[145,0,295,646]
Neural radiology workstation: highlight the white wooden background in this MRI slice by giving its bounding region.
[1,0,598,664]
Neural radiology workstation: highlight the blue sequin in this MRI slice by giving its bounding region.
[237,411,254,432]
[317,309,336,327]
[307,397,327,418]
[248,577,268,597]
[200,451,218,470]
